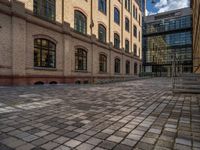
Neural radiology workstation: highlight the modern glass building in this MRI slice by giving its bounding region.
[143,8,192,76]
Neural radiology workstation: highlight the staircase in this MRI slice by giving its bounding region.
[173,73,200,94]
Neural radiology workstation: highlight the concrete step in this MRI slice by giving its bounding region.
[178,80,200,85]
[173,88,200,94]
[174,84,200,89]
[181,73,200,77]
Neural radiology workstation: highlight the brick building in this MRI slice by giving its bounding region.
[0,0,142,85]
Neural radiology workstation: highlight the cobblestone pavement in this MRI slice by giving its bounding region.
[0,78,199,150]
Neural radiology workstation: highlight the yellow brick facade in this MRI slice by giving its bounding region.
[0,0,142,85]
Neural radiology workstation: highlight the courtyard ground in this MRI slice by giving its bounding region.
[0,78,199,150]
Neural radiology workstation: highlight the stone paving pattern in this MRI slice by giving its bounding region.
[0,78,199,150]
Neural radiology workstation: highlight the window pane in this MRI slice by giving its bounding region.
[49,51,56,67]
[33,0,55,21]
[34,48,41,67]
[75,11,87,34]
[34,38,56,68]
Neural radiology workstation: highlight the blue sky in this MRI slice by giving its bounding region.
[146,0,159,14]
[146,0,190,15]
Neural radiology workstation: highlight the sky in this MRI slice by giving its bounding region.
[146,0,190,16]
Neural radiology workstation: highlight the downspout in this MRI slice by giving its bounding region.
[130,0,133,75]
[62,0,65,81]
[109,0,112,79]
[121,0,124,80]
[90,0,94,83]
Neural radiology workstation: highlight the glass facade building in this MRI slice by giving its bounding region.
[143,8,192,76]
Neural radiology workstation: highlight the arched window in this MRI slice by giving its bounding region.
[99,54,107,72]
[134,44,137,56]
[136,8,138,20]
[98,0,107,14]
[125,40,130,53]
[133,5,136,18]
[125,18,130,32]
[125,0,130,12]
[114,58,120,74]
[139,48,141,57]
[114,7,120,25]
[139,14,141,25]
[33,0,55,21]
[126,60,130,74]
[114,33,120,49]
[134,63,138,75]
[134,25,137,38]
[98,24,106,43]
[34,38,56,68]
[75,48,87,71]
[74,10,87,34]
[139,30,141,42]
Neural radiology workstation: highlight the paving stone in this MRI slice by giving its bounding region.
[0,78,199,150]
[76,143,94,150]
[64,139,81,148]
[93,147,106,150]
[141,137,157,144]
[175,138,192,146]
[43,133,59,140]
[121,138,137,147]
[23,135,39,142]
[154,146,171,150]
[41,141,59,150]
[54,145,71,150]
[107,135,123,143]
[156,139,173,148]
[75,134,90,142]
[31,138,49,146]
[99,140,117,150]
[0,137,25,148]
[86,137,102,146]
[0,143,14,150]
[136,141,154,150]
[95,132,110,140]
[64,131,79,138]
[16,143,35,150]
[35,131,49,137]
[113,144,132,150]
[174,143,192,150]
[53,136,69,144]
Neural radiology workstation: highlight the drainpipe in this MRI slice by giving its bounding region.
[90,0,94,83]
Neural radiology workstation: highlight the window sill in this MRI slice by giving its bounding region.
[73,30,87,36]
[114,73,121,75]
[98,10,107,16]
[114,47,121,50]
[98,71,108,74]
[74,70,89,73]
[33,14,56,24]
[114,22,120,26]
[34,67,57,71]
[125,51,130,54]
[98,40,107,45]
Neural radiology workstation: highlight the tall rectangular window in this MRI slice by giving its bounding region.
[114,7,120,25]
[125,40,130,53]
[34,0,55,21]
[134,25,137,38]
[125,18,130,32]
[114,33,120,49]
[98,0,107,14]
[125,0,131,12]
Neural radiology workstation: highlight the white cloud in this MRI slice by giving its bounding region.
[155,0,190,13]
[145,9,156,16]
